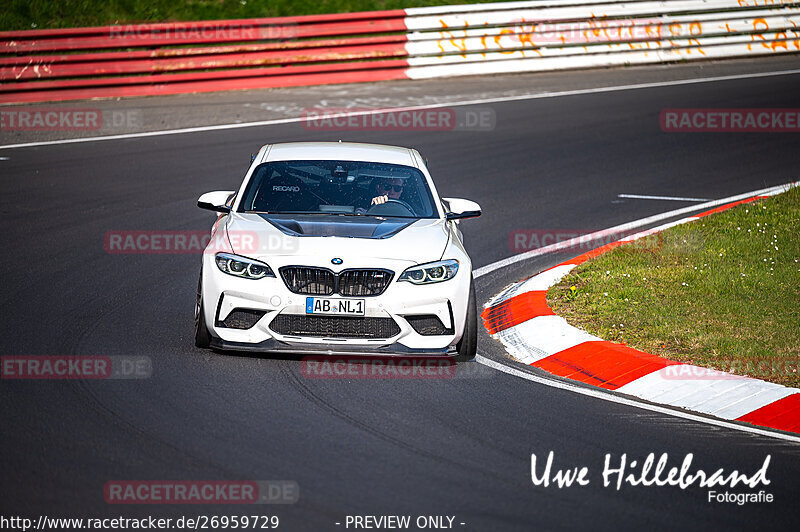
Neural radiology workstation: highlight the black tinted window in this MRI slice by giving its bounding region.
[238,160,437,219]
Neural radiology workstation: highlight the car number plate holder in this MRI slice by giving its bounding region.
[305,297,365,316]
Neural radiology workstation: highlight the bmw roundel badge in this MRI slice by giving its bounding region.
[331,258,343,265]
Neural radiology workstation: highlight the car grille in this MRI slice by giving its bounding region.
[280,267,393,296]
[217,308,266,329]
[269,314,400,339]
[405,314,454,336]
[280,267,335,295]
[338,269,392,296]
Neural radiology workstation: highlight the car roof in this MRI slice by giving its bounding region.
[262,142,418,167]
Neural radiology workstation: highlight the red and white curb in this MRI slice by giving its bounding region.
[481,185,800,435]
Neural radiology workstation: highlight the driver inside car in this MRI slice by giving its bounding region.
[354,177,406,214]
[370,177,405,205]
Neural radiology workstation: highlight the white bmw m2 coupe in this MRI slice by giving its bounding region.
[195,142,481,361]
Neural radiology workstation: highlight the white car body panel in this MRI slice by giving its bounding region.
[197,142,477,357]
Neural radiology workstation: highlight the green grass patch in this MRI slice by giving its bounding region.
[2,0,514,31]
[548,186,800,387]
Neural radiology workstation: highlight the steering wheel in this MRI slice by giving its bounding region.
[366,198,415,216]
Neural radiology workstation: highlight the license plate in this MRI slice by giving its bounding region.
[305,297,365,316]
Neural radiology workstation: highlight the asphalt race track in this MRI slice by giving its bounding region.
[1,62,799,531]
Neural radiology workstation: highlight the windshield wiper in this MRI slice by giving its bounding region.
[246,210,419,219]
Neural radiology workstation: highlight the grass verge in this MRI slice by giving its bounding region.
[548,186,800,388]
[3,0,513,31]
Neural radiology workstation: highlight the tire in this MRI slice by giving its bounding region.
[194,273,211,348]
[454,278,477,362]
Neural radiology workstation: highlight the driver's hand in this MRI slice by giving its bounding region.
[371,195,388,205]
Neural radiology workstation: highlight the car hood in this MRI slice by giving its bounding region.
[224,213,450,264]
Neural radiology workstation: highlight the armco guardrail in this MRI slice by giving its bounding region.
[1,0,799,103]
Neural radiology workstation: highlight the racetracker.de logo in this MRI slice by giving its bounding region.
[662,359,800,380]
[103,230,297,254]
[660,109,800,132]
[1,108,142,132]
[507,17,663,45]
[509,229,662,254]
[301,107,495,131]
[1,108,101,131]
[1,356,152,379]
[109,23,297,41]
[104,480,299,504]
[301,356,457,379]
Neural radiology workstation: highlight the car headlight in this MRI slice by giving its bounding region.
[215,253,274,279]
[398,259,459,284]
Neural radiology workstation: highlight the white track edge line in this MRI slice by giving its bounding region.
[2,68,800,150]
[475,354,800,444]
[474,180,800,278]
[618,193,710,202]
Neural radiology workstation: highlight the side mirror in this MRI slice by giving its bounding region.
[443,197,481,221]
[198,190,235,214]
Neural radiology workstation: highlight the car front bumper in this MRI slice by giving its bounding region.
[200,252,471,356]
[208,337,455,357]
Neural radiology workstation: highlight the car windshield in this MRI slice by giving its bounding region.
[237,160,438,219]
